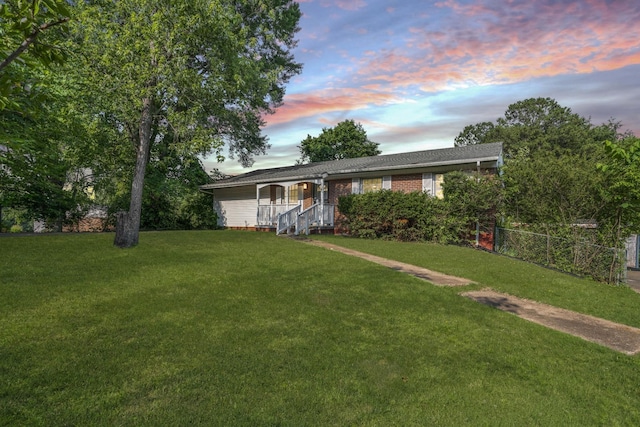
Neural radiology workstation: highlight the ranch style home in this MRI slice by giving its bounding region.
[201,142,504,236]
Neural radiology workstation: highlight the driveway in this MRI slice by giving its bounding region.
[628,269,640,293]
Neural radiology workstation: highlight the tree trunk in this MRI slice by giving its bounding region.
[114,96,154,248]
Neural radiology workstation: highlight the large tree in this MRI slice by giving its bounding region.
[455,97,617,158]
[454,98,623,225]
[298,119,381,163]
[69,0,302,247]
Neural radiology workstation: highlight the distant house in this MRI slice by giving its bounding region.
[201,142,503,238]
[627,235,639,269]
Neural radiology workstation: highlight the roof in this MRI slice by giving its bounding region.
[202,142,503,189]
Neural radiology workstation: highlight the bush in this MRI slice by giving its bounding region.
[338,172,503,244]
[339,190,454,242]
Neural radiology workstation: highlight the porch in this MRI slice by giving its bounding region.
[254,179,335,235]
[257,203,335,235]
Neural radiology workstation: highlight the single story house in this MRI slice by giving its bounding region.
[201,142,503,237]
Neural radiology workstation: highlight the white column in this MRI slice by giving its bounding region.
[256,185,260,226]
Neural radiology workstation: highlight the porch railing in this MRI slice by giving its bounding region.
[257,204,299,226]
[296,203,335,236]
[276,205,301,235]
[274,203,335,235]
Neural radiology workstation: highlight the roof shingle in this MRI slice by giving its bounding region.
[203,142,502,189]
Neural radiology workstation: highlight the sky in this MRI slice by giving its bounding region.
[203,0,640,176]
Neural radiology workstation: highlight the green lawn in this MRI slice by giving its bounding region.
[1,230,639,426]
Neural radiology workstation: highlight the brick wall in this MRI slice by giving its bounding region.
[329,179,352,233]
[63,217,112,232]
[391,173,422,193]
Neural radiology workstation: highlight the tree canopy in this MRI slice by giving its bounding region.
[0,0,71,109]
[456,96,636,249]
[0,63,89,230]
[596,136,640,242]
[455,97,618,158]
[68,0,302,247]
[298,119,381,163]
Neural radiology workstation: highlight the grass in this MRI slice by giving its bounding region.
[0,230,639,425]
[310,234,640,328]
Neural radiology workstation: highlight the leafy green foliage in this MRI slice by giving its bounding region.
[455,97,636,253]
[339,190,444,241]
[495,98,613,158]
[139,151,218,231]
[338,173,502,244]
[0,65,90,230]
[0,0,71,109]
[81,129,219,231]
[298,119,381,163]
[455,97,618,159]
[596,136,640,244]
[502,151,603,226]
[454,121,498,147]
[0,207,33,232]
[68,0,302,246]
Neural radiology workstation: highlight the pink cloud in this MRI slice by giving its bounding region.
[264,88,402,126]
[351,0,640,94]
[267,0,640,132]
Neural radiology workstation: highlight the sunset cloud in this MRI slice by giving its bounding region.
[210,0,640,175]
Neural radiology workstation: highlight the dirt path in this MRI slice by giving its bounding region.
[461,289,640,355]
[302,238,640,355]
[303,239,472,286]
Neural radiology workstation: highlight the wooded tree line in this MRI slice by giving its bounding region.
[0,0,302,245]
[455,97,640,250]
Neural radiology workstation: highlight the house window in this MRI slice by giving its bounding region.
[362,178,382,193]
[315,183,328,203]
[434,174,445,199]
[288,184,299,204]
[422,173,446,198]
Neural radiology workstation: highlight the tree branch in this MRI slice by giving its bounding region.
[0,17,70,72]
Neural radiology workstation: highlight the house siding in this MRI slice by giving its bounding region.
[213,186,257,228]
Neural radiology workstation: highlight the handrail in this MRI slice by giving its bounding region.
[257,204,298,226]
[296,204,319,236]
[276,205,301,235]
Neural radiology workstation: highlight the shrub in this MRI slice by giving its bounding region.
[338,172,503,244]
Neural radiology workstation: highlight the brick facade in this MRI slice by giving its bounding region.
[391,173,422,193]
[328,179,352,233]
[63,217,112,232]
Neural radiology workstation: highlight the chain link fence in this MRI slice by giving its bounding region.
[494,227,627,285]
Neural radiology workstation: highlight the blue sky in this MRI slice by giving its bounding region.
[204,0,640,175]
